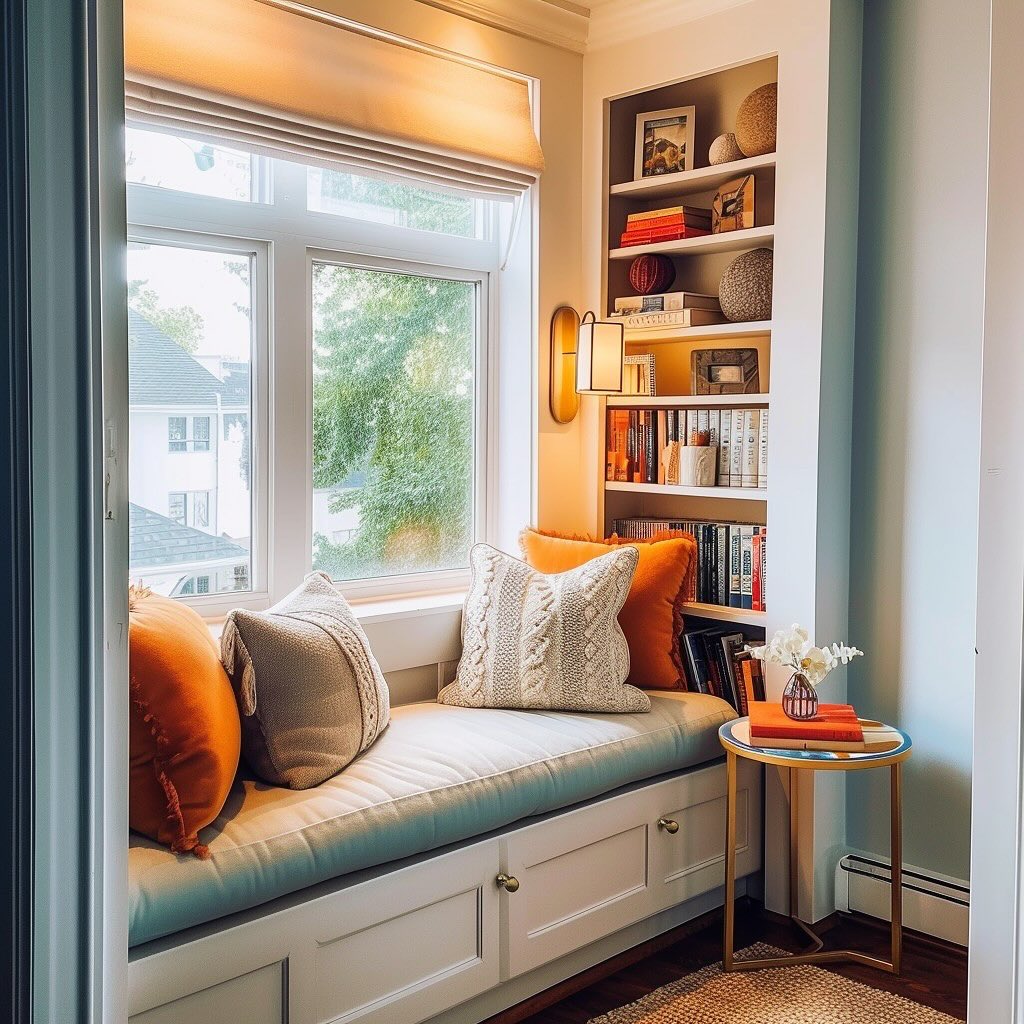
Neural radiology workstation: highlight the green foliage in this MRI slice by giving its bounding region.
[128,279,205,353]
[311,264,475,580]
[317,171,476,237]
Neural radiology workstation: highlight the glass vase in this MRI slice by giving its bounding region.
[781,671,818,720]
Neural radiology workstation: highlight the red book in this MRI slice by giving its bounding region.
[751,530,762,612]
[749,701,864,742]
[619,225,711,244]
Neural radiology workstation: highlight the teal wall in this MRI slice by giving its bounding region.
[847,0,988,881]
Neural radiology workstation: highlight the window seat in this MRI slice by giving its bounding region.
[129,692,736,948]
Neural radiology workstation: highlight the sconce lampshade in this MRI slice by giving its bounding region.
[575,312,624,394]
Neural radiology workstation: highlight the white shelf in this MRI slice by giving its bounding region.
[623,319,772,345]
[609,153,777,201]
[609,225,774,261]
[605,482,767,500]
[682,602,767,626]
[607,393,769,409]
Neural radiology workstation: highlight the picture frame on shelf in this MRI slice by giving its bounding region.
[634,105,695,179]
[692,348,760,394]
[713,174,756,233]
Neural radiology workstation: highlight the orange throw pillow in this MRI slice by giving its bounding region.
[129,587,241,858]
[520,529,696,691]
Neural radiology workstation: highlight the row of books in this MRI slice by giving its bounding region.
[680,628,766,714]
[605,407,768,488]
[749,702,903,754]
[619,205,711,248]
[614,516,767,611]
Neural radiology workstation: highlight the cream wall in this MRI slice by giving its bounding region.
[302,0,588,537]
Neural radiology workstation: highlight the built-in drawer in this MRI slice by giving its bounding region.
[649,758,761,906]
[129,960,286,1024]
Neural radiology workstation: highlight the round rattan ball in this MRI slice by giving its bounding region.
[628,253,675,295]
[709,132,745,165]
[734,82,777,157]
[719,248,773,322]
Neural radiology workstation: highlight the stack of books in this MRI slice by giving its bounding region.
[618,206,712,248]
[679,629,766,714]
[613,516,767,613]
[748,702,902,753]
[610,290,726,331]
[605,407,768,489]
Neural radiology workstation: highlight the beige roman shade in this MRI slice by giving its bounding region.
[123,0,544,196]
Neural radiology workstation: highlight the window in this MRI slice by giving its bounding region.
[128,131,512,606]
[307,168,482,238]
[193,416,210,453]
[311,262,479,582]
[126,125,265,202]
[196,576,210,595]
[128,239,256,597]
[168,417,187,453]
[168,492,186,525]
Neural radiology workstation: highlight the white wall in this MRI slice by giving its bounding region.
[847,0,988,883]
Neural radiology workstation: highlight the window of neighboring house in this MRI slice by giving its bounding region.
[168,415,211,453]
[168,417,187,453]
[193,416,211,453]
[168,491,186,525]
[128,239,256,598]
[196,575,210,595]
[128,130,511,606]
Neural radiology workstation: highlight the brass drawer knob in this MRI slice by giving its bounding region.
[496,873,520,893]
[658,817,680,834]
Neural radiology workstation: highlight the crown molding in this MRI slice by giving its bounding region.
[586,0,754,51]
[415,0,590,54]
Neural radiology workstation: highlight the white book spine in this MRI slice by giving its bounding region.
[741,409,760,488]
[757,408,768,488]
[697,408,709,441]
[718,412,731,486]
[729,409,744,486]
[740,526,754,609]
[686,410,698,445]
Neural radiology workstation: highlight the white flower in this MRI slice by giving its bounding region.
[745,625,864,687]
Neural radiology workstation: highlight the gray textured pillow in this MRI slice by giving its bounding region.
[220,573,390,789]
[438,543,650,714]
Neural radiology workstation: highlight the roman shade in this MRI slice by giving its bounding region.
[123,0,545,196]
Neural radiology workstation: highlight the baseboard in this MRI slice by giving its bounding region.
[834,851,968,947]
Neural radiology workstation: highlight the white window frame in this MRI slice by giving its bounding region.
[307,249,490,600]
[126,224,271,616]
[128,143,506,612]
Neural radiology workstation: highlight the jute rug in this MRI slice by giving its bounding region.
[587,944,964,1023]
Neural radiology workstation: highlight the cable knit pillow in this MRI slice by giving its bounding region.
[438,543,650,713]
[220,572,390,789]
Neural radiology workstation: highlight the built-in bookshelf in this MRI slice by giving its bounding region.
[583,1,861,922]
[599,56,777,634]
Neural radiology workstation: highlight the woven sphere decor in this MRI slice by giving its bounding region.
[734,82,778,157]
[719,247,773,322]
[628,253,676,295]
[709,132,745,165]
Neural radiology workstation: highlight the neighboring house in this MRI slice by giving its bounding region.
[129,504,249,596]
[128,310,251,594]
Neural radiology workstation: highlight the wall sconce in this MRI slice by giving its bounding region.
[549,306,624,424]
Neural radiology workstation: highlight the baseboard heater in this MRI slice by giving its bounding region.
[834,853,969,947]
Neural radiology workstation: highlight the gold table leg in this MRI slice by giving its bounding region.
[723,760,904,976]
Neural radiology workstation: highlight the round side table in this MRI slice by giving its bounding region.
[718,717,912,975]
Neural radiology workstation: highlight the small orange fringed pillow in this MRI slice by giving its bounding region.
[520,528,697,691]
[128,586,241,858]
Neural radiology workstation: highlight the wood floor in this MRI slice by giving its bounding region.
[485,899,967,1023]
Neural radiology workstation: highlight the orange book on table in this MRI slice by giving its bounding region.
[748,701,864,743]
